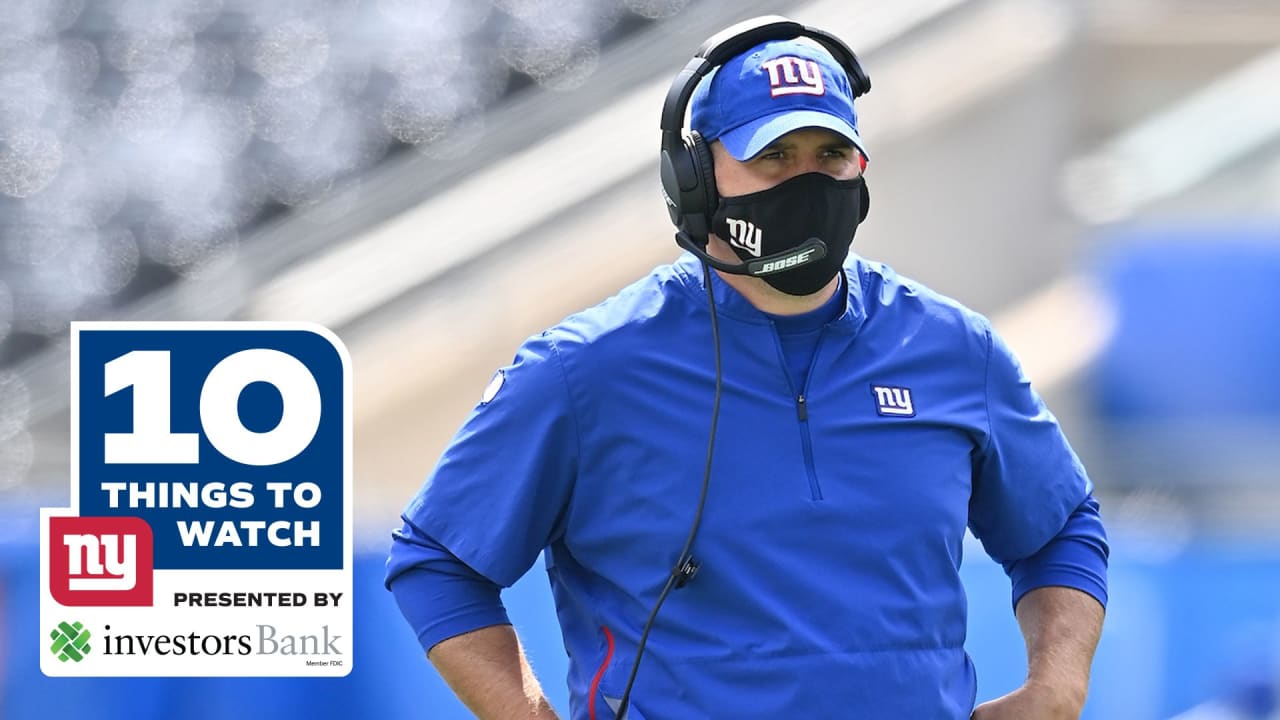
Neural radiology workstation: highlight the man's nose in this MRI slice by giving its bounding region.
[794,155,826,177]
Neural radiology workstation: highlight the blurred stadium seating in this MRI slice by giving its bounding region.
[0,0,695,366]
[3,0,1280,717]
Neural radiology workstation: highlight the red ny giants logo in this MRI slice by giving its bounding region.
[761,56,826,97]
[49,516,154,607]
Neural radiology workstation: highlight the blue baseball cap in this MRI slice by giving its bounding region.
[691,38,867,162]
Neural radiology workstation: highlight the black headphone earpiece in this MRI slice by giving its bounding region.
[659,130,718,244]
[659,15,871,250]
[660,133,711,240]
[689,131,718,220]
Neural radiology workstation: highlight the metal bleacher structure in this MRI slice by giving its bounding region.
[3,1,1280,717]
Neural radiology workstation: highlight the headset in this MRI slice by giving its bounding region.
[614,16,872,719]
[658,15,872,275]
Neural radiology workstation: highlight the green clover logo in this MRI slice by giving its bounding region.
[49,620,91,662]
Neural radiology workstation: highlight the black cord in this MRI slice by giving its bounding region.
[614,261,723,719]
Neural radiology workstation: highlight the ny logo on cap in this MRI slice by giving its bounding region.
[761,56,825,97]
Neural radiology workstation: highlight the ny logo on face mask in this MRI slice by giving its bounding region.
[724,218,763,257]
[761,57,826,97]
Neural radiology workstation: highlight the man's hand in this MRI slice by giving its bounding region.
[971,680,1083,719]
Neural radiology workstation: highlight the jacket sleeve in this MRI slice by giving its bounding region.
[1002,494,1110,610]
[387,331,580,589]
[968,323,1094,566]
[386,518,511,653]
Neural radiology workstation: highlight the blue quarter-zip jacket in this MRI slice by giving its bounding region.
[388,253,1104,719]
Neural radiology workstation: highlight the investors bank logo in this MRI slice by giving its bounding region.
[49,621,91,662]
[40,323,354,678]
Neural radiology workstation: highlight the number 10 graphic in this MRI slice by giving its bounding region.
[104,348,322,467]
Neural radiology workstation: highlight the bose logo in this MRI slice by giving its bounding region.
[872,385,915,417]
[725,218,763,257]
[758,248,817,274]
[661,188,677,209]
[761,57,825,97]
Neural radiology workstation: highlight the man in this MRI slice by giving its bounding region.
[387,21,1108,720]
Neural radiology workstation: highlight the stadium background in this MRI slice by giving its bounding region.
[2,0,1280,717]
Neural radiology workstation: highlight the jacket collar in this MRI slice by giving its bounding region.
[672,252,866,334]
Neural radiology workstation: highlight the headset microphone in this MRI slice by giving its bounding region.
[674,232,827,277]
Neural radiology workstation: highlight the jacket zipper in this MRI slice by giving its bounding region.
[770,325,827,501]
[796,392,821,500]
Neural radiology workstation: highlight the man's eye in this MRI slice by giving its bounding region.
[758,151,784,160]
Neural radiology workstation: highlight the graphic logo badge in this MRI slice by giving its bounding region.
[725,217,763,257]
[50,516,154,607]
[41,322,353,678]
[761,56,826,97]
[49,621,91,662]
[872,385,915,417]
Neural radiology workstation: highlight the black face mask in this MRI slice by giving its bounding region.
[711,172,865,296]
